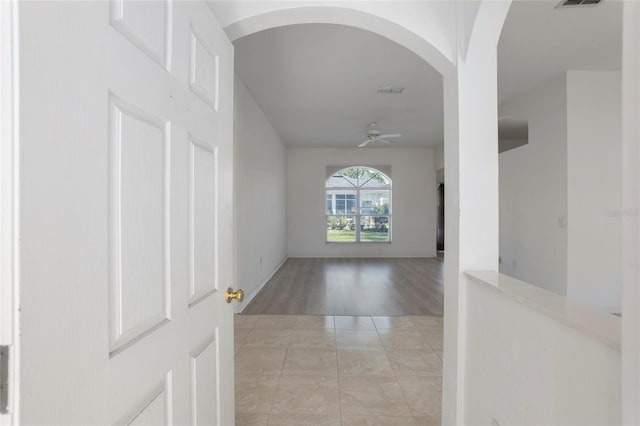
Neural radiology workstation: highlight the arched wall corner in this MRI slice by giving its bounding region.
[459,0,511,63]
[210,5,457,79]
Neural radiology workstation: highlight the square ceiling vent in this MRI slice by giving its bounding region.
[377,87,404,94]
[556,0,602,8]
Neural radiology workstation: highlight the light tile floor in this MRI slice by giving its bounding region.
[235,315,443,426]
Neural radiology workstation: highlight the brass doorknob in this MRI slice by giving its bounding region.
[225,288,244,303]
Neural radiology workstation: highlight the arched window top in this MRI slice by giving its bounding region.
[326,166,391,189]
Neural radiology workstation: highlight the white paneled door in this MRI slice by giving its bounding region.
[16,1,235,424]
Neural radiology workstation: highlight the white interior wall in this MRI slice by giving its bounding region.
[234,77,287,311]
[499,75,568,295]
[465,275,621,425]
[435,143,444,170]
[499,71,623,312]
[622,2,640,420]
[0,3,17,423]
[286,147,437,257]
[566,71,622,313]
[435,143,445,184]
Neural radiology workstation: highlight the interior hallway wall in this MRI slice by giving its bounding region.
[234,77,287,311]
[566,70,622,313]
[287,147,437,257]
[499,72,623,313]
[499,75,568,296]
[435,143,444,184]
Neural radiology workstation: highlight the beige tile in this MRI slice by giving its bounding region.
[235,328,251,352]
[236,413,270,426]
[386,350,442,377]
[282,348,338,377]
[378,329,431,350]
[271,375,340,416]
[236,327,252,341]
[235,347,286,375]
[339,375,411,416]
[289,329,336,349]
[412,415,442,426]
[336,330,384,350]
[419,329,443,350]
[235,374,279,414]
[268,414,341,426]
[410,316,444,329]
[253,315,298,329]
[294,315,335,329]
[396,376,442,417]
[337,350,394,377]
[243,329,292,348]
[372,316,415,330]
[334,316,376,330]
[235,314,259,329]
[341,416,418,426]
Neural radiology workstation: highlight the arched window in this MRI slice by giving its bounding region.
[326,167,391,243]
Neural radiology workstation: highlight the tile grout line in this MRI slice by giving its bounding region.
[334,317,344,426]
[266,315,297,424]
[373,316,415,420]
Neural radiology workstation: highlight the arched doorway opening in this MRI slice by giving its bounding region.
[219,3,510,423]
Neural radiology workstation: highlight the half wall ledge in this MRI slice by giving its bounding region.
[466,271,621,351]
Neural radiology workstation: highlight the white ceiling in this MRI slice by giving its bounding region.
[234,24,443,148]
[233,1,622,149]
[498,0,622,105]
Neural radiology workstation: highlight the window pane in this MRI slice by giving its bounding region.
[360,172,390,188]
[360,190,390,215]
[326,174,357,188]
[360,216,390,242]
[326,167,391,244]
[327,168,390,189]
[327,190,356,214]
[326,216,356,242]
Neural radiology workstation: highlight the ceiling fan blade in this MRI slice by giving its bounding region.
[379,133,402,138]
[358,139,371,148]
[378,138,393,144]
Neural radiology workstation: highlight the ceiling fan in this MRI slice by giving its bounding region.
[358,122,402,147]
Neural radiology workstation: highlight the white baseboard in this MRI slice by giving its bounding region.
[236,255,288,313]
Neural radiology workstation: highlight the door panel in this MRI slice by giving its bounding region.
[115,377,172,426]
[108,94,171,355]
[18,1,234,424]
[109,0,171,70]
[189,27,220,110]
[189,136,218,306]
[190,336,219,425]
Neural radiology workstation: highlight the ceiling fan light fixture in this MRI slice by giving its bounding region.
[358,123,403,148]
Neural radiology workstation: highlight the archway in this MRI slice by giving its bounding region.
[214,3,511,423]
[207,3,456,79]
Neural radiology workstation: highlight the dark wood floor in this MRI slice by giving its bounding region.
[242,257,444,316]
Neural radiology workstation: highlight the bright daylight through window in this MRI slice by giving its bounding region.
[325,167,391,243]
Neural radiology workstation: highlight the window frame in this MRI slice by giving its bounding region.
[325,167,392,244]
